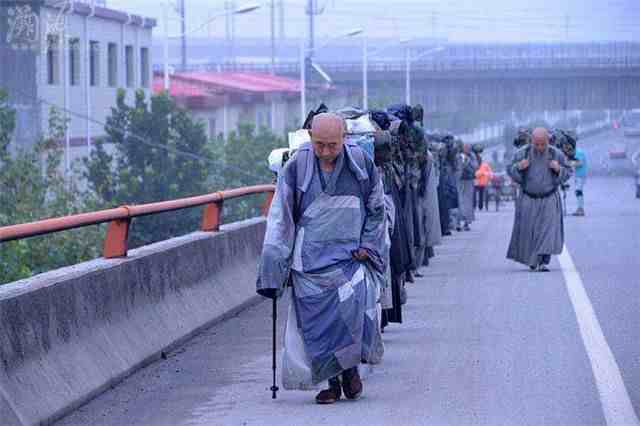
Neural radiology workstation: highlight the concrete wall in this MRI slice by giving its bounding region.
[0,217,267,426]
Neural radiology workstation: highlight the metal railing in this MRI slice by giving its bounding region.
[179,56,640,75]
[0,184,275,259]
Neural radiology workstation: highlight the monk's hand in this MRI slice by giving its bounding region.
[352,248,369,261]
[549,160,561,173]
[518,159,530,170]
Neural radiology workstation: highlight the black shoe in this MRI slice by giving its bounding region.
[463,224,471,231]
[316,378,342,405]
[530,265,537,271]
[341,368,363,400]
[537,264,550,272]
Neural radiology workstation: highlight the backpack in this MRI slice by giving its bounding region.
[291,142,371,223]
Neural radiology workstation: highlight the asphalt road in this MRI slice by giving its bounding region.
[56,128,640,425]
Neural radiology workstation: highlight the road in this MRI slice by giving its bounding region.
[55,170,640,426]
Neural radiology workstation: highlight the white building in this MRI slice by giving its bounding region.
[1,1,155,157]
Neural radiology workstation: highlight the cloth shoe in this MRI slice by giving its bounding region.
[341,367,363,400]
[572,208,585,217]
[537,264,550,272]
[315,377,342,404]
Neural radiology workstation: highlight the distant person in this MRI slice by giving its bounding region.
[474,159,494,211]
[257,113,386,404]
[570,147,588,216]
[507,128,572,272]
[457,144,479,231]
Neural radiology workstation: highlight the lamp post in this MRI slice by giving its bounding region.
[363,37,412,111]
[405,46,445,105]
[300,28,363,125]
[163,2,260,91]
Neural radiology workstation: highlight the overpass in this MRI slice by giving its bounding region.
[180,41,640,113]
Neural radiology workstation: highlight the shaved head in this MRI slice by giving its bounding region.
[532,127,550,153]
[310,113,345,164]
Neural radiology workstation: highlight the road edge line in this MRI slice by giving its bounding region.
[559,245,640,426]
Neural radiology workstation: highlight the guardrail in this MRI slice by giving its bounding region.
[0,184,275,258]
[179,57,640,75]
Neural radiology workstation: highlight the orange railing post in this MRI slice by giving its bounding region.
[261,190,275,216]
[103,215,131,259]
[201,200,223,232]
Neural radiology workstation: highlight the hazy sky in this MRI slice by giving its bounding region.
[107,0,640,43]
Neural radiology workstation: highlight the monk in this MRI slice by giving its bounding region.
[506,127,572,272]
[257,113,386,404]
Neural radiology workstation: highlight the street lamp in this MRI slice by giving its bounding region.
[163,2,261,90]
[362,37,412,111]
[300,28,364,125]
[405,45,445,105]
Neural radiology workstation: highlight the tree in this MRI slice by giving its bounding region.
[0,91,102,285]
[208,122,285,222]
[84,90,213,247]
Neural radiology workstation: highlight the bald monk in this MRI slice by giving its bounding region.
[257,113,386,404]
[507,127,572,272]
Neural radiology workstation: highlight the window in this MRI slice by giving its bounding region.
[125,45,134,87]
[46,35,60,85]
[90,41,100,87]
[69,38,81,86]
[140,47,149,88]
[107,43,118,87]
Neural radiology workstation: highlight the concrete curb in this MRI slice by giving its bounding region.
[0,218,267,426]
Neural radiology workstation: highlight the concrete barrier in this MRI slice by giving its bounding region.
[0,218,267,426]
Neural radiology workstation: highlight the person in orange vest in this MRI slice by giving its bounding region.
[474,158,494,211]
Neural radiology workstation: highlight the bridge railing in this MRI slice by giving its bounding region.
[181,56,640,75]
[0,184,275,259]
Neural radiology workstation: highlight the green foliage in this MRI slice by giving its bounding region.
[0,91,102,285]
[208,122,284,222]
[84,90,214,247]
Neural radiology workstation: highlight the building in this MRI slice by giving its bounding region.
[153,71,302,139]
[0,0,155,155]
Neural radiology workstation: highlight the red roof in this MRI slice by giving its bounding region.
[173,72,301,94]
[153,77,210,98]
[152,76,225,109]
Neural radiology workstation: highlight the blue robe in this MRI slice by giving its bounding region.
[257,142,386,387]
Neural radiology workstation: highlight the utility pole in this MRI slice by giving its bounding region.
[431,11,437,43]
[179,0,186,70]
[305,0,315,93]
[270,0,276,73]
[563,13,570,124]
[278,0,285,40]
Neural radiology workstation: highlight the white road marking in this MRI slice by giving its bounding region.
[559,246,640,426]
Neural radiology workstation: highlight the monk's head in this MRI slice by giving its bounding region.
[463,143,471,154]
[310,113,345,163]
[532,127,550,153]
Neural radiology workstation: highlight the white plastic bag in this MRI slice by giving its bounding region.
[281,289,318,390]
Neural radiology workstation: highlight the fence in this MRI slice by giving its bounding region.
[0,184,275,259]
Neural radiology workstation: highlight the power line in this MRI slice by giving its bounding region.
[11,88,270,183]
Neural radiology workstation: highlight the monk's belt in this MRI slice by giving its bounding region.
[522,189,557,199]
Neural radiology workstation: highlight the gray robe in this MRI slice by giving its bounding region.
[257,142,386,388]
[457,153,478,224]
[506,145,572,267]
[425,153,443,247]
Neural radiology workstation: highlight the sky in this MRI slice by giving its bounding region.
[106,0,640,43]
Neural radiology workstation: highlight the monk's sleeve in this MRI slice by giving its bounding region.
[360,163,386,273]
[256,167,296,299]
[553,151,573,187]
[507,151,525,185]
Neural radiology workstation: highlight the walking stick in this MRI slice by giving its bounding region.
[270,297,279,399]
